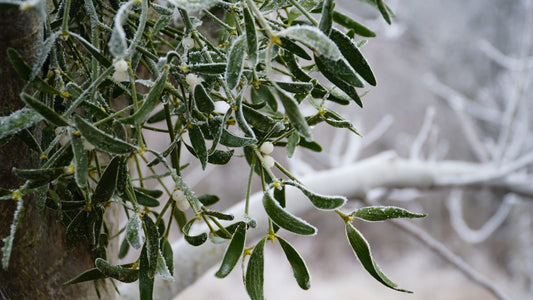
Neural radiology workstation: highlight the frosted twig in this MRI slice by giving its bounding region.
[478,39,533,71]
[409,107,435,161]
[423,73,500,123]
[389,219,509,300]
[447,189,514,244]
[436,150,533,185]
[423,74,491,162]
[494,6,533,164]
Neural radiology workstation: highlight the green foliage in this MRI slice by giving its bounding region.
[0,0,426,298]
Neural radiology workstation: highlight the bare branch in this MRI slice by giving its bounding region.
[389,219,510,300]
[447,189,514,244]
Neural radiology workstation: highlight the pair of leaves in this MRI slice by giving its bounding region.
[344,205,425,292]
[245,236,311,300]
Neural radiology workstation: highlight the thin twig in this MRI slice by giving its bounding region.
[390,219,509,300]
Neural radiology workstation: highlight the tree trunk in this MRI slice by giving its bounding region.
[0,6,116,299]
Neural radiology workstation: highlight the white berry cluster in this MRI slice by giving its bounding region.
[112,58,130,82]
[259,142,275,168]
[172,189,190,211]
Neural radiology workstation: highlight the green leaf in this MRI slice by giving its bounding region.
[278,25,342,60]
[352,206,426,221]
[263,191,317,236]
[279,37,312,60]
[287,132,299,158]
[243,5,258,65]
[143,215,160,277]
[162,239,174,276]
[314,54,362,107]
[333,11,376,37]
[275,81,314,94]
[151,15,172,37]
[345,223,411,292]
[203,210,234,221]
[7,48,62,95]
[20,93,69,127]
[118,238,130,259]
[220,129,257,148]
[75,115,137,154]
[215,222,246,278]
[284,181,346,210]
[251,85,278,111]
[277,236,311,290]
[318,0,334,35]
[188,63,226,74]
[242,105,282,134]
[63,268,107,285]
[198,194,219,206]
[168,0,219,11]
[0,108,43,140]
[139,245,154,300]
[69,128,88,189]
[120,68,168,125]
[70,32,112,68]
[134,189,161,207]
[95,258,139,283]
[226,35,247,90]
[92,156,120,204]
[156,249,174,281]
[13,167,64,182]
[276,89,312,140]
[126,214,143,249]
[183,218,208,246]
[316,54,364,87]
[245,238,266,300]
[189,124,208,170]
[193,84,215,114]
[208,149,234,165]
[65,210,90,250]
[134,187,163,198]
[376,0,392,24]
[330,28,376,86]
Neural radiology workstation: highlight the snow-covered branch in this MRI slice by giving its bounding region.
[118,151,530,299]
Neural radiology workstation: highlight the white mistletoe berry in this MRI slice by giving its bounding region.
[263,155,275,168]
[185,73,198,88]
[259,142,274,155]
[172,189,190,211]
[114,58,129,72]
[182,36,195,50]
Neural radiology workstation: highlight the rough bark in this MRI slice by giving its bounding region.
[0,6,116,299]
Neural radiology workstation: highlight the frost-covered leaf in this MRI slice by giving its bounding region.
[1,199,24,270]
[120,67,168,125]
[263,191,317,235]
[126,214,143,249]
[215,222,246,278]
[156,249,174,281]
[345,223,411,292]
[139,245,154,300]
[277,236,311,290]
[75,115,137,154]
[69,128,88,188]
[226,35,247,90]
[352,206,426,221]
[95,258,139,283]
[92,156,120,204]
[108,0,135,58]
[0,108,43,140]
[245,238,266,300]
[20,93,69,127]
[278,25,342,60]
[284,181,347,210]
[168,0,220,11]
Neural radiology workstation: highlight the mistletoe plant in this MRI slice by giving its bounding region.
[0,0,425,298]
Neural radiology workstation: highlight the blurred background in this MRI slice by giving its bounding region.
[168,0,533,299]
